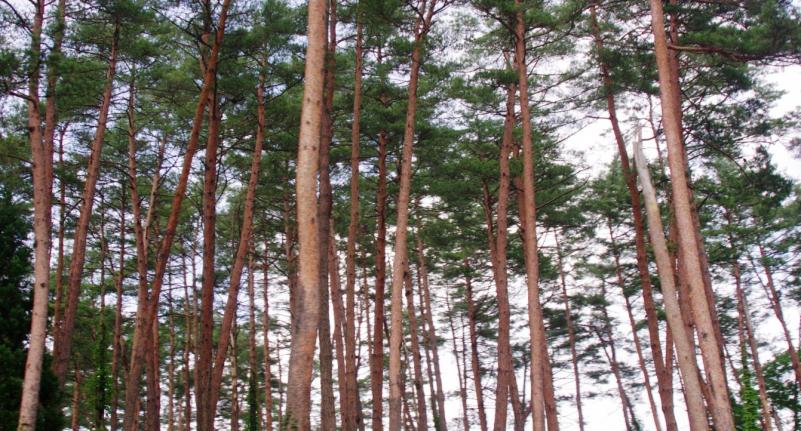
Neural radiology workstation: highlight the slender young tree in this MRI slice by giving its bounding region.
[344,7,364,427]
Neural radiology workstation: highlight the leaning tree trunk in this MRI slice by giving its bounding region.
[387,1,438,429]
[633,138,711,431]
[121,0,232,427]
[607,222,663,431]
[646,1,735,428]
[207,67,270,423]
[53,19,120,387]
[588,5,677,428]
[283,0,326,427]
[755,243,801,391]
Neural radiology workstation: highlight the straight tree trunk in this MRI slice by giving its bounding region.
[388,2,438,428]
[145,295,162,430]
[122,0,232,426]
[554,233,584,431]
[248,250,263,431]
[197,89,222,431]
[633,138,711,431]
[416,235,448,431]
[464,261,489,431]
[54,129,67,335]
[646,1,735,428]
[329,223,349,421]
[317,3,337,428]
[168,283,178,431]
[53,19,121,386]
[444,293,470,431]
[110,190,126,431]
[262,248,275,431]
[283,0,326,427]
[283,185,298,319]
[486,82,517,431]
[371,124,389,431]
[344,10,364,431]
[403,261,428,430]
[231,325,242,431]
[182,255,193,431]
[277,334,285,427]
[71,367,82,431]
[513,3,549,428]
[418,271,439,430]
[96,209,109,431]
[43,0,67,356]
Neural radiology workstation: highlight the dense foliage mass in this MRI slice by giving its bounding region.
[1,0,800,429]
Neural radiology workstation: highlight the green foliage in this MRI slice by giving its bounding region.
[734,348,762,431]
[0,189,64,430]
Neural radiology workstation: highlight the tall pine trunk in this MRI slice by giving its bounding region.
[387,1,438,429]
[197,87,222,431]
[403,261,428,430]
[283,0,326,427]
[343,9,364,430]
[110,190,126,431]
[646,1,735,428]
[588,5,677,428]
[262,247,274,431]
[633,138,711,431]
[53,19,120,386]
[122,0,232,426]
[513,3,549,428]
[317,2,337,428]
[371,124,389,431]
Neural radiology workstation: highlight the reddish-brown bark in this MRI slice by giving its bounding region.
[121,0,232,426]
[387,2,438,429]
